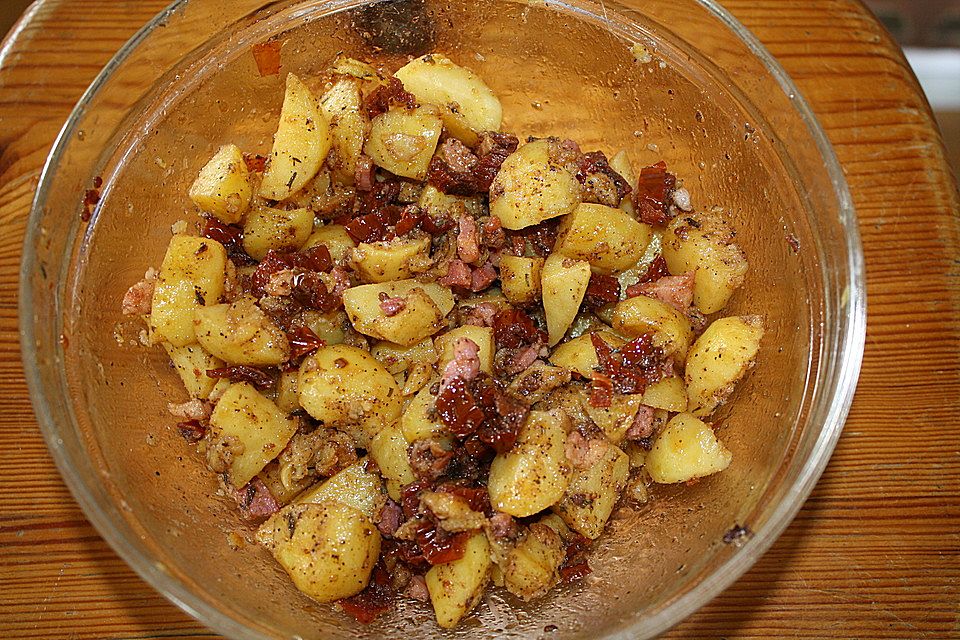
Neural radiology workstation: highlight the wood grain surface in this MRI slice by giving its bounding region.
[1,0,958,638]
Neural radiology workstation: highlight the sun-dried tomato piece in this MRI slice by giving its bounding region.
[506,218,560,257]
[559,533,593,583]
[492,308,546,349]
[635,255,670,285]
[590,332,669,395]
[472,131,519,191]
[634,161,676,225]
[589,372,614,408]
[394,205,424,237]
[291,271,340,312]
[435,377,485,438]
[339,564,394,623]
[293,245,333,273]
[434,483,491,515]
[416,525,471,565]
[471,375,526,454]
[421,214,455,236]
[576,150,632,205]
[585,273,620,308]
[363,77,417,119]
[206,365,276,388]
[286,325,325,359]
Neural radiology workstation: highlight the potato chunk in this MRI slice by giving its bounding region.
[503,522,565,600]
[297,459,383,518]
[297,344,402,446]
[611,295,694,362]
[194,296,290,366]
[425,532,491,628]
[163,342,222,399]
[552,443,629,539]
[645,412,732,484]
[343,280,454,346]
[554,203,653,274]
[318,76,369,185]
[209,382,298,487]
[150,235,227,347]
[394,54,502,144]
[499,255,543,306]
[364,106,443,180]
[488,411,570,517]
[371,338,438,375]
[685,316,763,416]
[260,73,332,200]
[661,211,748,314]
[548,330,623,377]
[435,326,495,375]
[642,376,688,413]
[490,140,581,230]
[350,235,431,283]
[369,424,417,486]
[241,206,314,260]
[305,223,356,264]
[188,144,252,223]
[541,254,591,346]
[400,382,445,442]
[257,502,380,603]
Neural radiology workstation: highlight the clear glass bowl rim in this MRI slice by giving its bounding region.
[18,0,867,638]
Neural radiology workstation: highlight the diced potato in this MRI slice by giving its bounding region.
[385,479,403,502]
[371,338,437,375]
[364,106,443,180]
[258,462,310,505]
[418,184,484,219]
[611,295,693,362]
[548,330,624,377]
[343,280,454,346]
[554,203,653,274]
[350,235,431,283]
[641,376,688,413]
[301,309,348,346]
[582,392,644,444]
[400,382,445,442]
[685,315,763,417]
[502,522,565,600]
[305,224,356,264]
[499,255,544,306]
[257,502,380,602]
[332,55,381,81]
[260,74,332,201]
[242,205,314,260]
[297,459,383,518]
[488,411,570,517]
[297,344,402,447]
[552,443,629,539]
[609,150,637,217]
[188,144,252,223]
[425,532,491,629]
[150,235,227,347]
[318,77,370,185]
[194,296,290,366]
[275,370,300,413]
[163,342,222,399]
[646,412,732,483]
[490,140,581,230]
[661,211,748,314]
[435,326,495,375]
[506,363,571,406]
[209,382,298,487]
[394,54,502,145]
[541,254,592,346]
[620,441,648,469]
[369,424,416,486]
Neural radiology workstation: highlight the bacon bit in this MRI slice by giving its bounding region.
[377,499,404,537]
[456,215,481,264]
[122,278,155,316]
[492,308,546,349]
[469,261,497,292]
[786,233,801,254]
[363,77,417,119]
[176,419,207,443]
[500,344,540,376]
[626,272,695,314]
[480,215,506,249]
[438,258,473,289]
[625,404,656,441]
[286,325,325,360]
[251,40,281,77]
[634,255,670,286]
[440,338,482,389]
[416,525,471,565]
[168,398,210,421]
[633,161,677,225]
[435,377,485,438]
[243,153,268,173]
[427,132,518,195]
[379,293,407,317]
[234,477,281,520]
[462,301,498,327]
[589,372,614,408]
[488,512,518,541]
[404,574,429,602]
[723,523,752,544]
[206,365,276,389]
[354,155,375,191]
[585,273,620,308]
[408,439,456,482]
[339,564,394,623]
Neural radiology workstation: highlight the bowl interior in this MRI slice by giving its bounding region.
[22,0,862,638]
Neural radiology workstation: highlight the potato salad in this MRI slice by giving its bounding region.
[121,52,762,629]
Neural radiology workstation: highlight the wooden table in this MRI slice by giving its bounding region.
[1,1,958,638]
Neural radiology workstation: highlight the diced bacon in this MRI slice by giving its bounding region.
[234,477,281,520]
[625,404,656,441]
[462,301,498,327]
[440,138,479,174]
[167,399,210,421]
[501,345,540,376]
[456,215,481,265]
[564,430,609,470]
[264,268,295,296]
[327,266,352,298]
[488,512,519,541]
[405,574,429,602]
[438,258,472,288]
[408,438,454,482]
[626,272,695,314]
[377,499,403,537]
[122,277,155,316]
[470,262,497,292]
[379,294,406,317]
[441,338,481,388]
[355,155,376,192]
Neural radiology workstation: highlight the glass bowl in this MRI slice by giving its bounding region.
[20,0,865,638]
